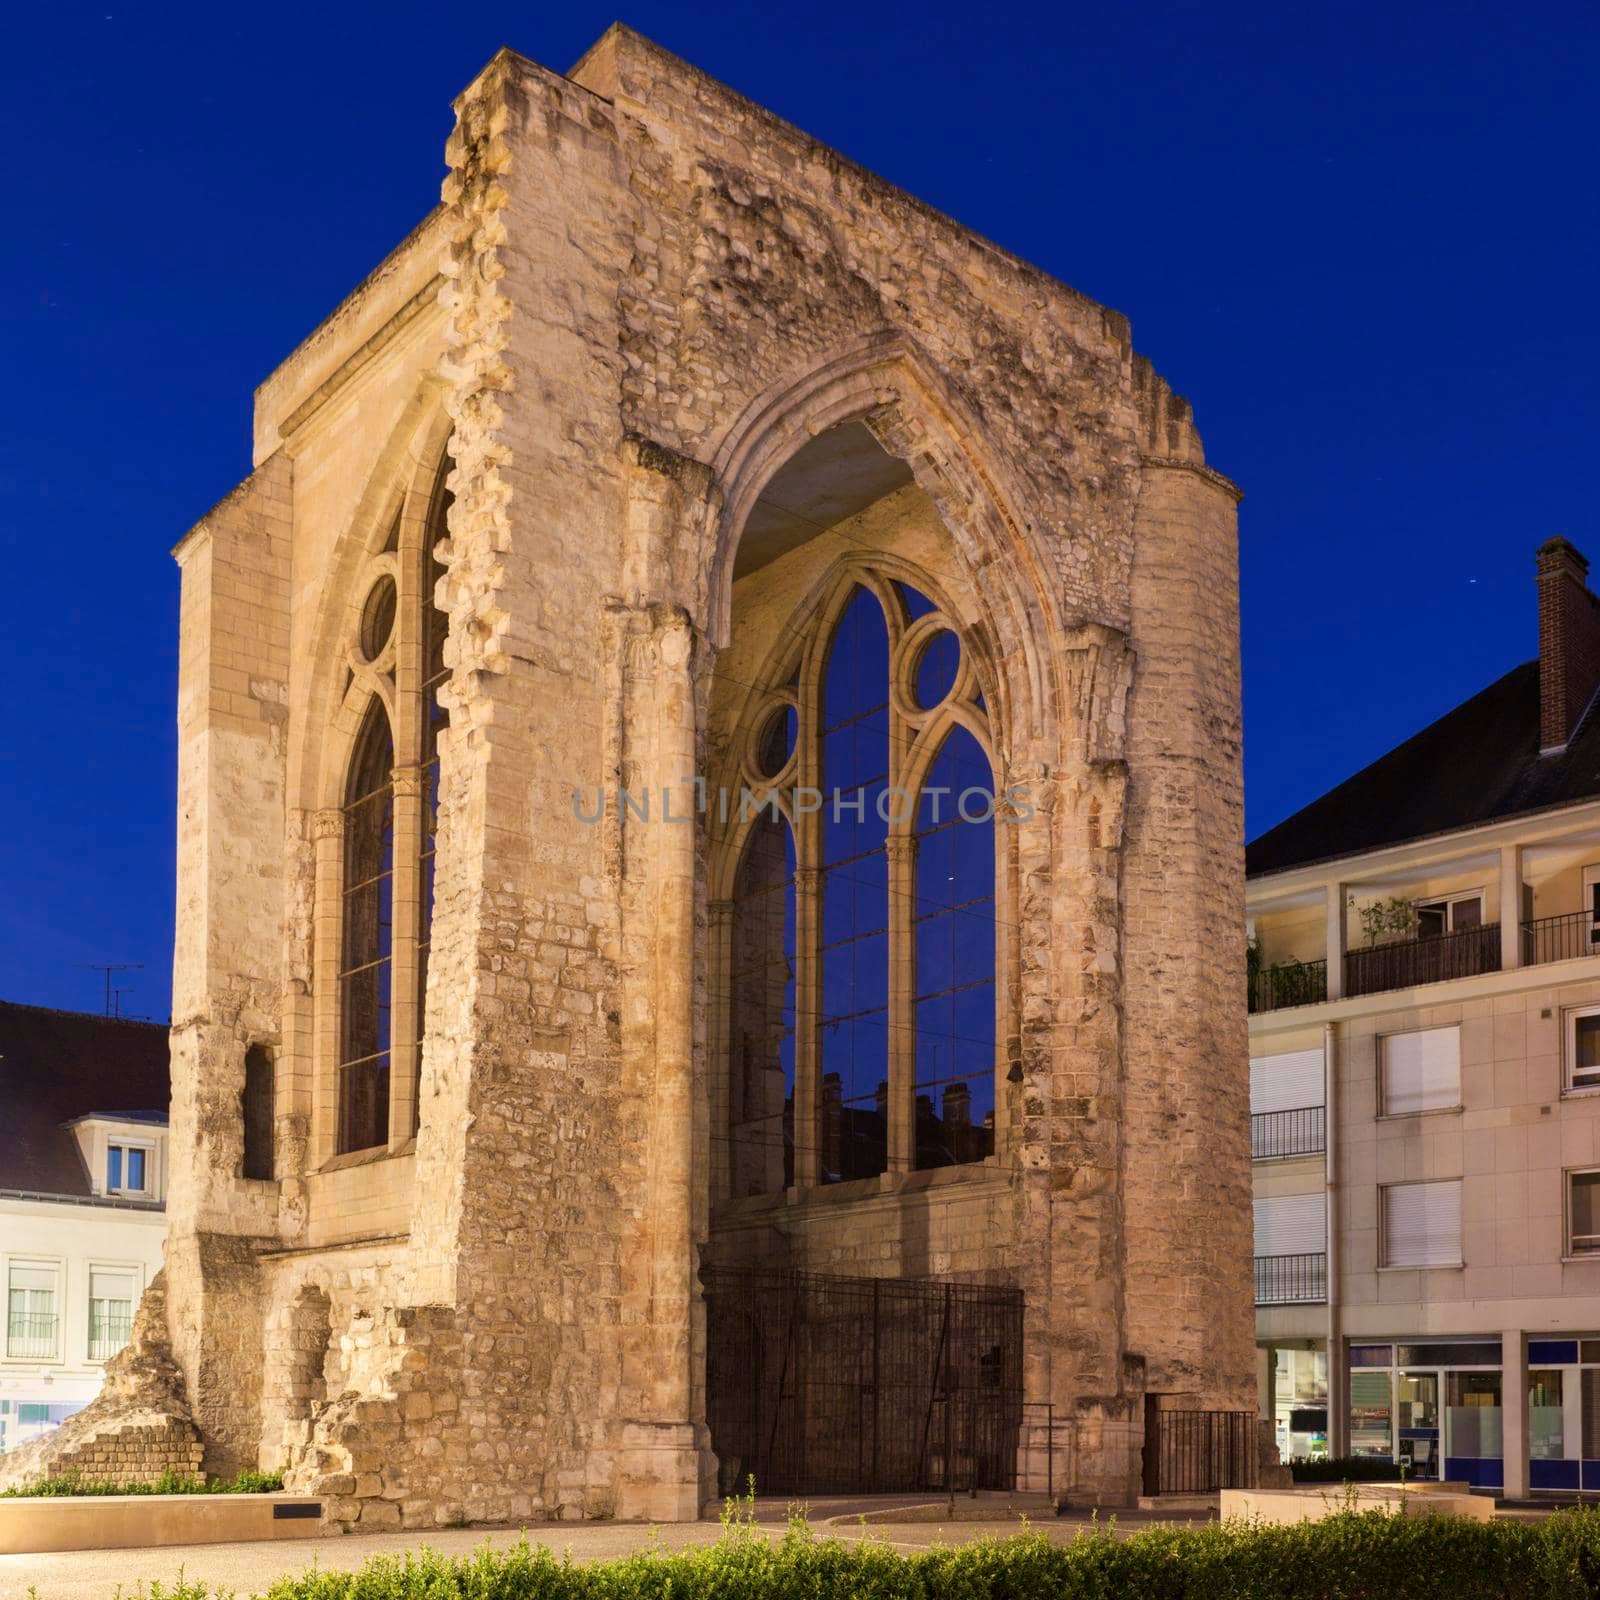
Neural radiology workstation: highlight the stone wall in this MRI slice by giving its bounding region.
[141,24,1256,1525]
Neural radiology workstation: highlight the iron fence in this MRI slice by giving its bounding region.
[1522,912,1600,966]
[1146,1408,1258,1494]
[1251,1105,1325,1161]
[1344,924,1501,997]
[703,1265,1024,1497]
[1249,960,1327,1014]
[1254,1251,1326,1305]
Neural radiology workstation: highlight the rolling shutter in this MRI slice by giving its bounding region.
[1381,1026,1460,1116]
[1250,1049,1325,1115]
[1382,1179,1462,1267]
[1253,1192,1326,1257]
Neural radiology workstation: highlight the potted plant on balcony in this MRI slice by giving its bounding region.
[1356,894,1416,947]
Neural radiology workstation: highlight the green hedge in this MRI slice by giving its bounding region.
[127,1505,1600,1600]
[1290,1455,1407,1482]
[0,1467,282,1498]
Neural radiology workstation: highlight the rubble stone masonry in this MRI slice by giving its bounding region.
[35,27,1253,1523]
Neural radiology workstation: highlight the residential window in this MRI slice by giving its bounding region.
[1569,1170,1600,1255]
[106,1143,148,1195]
[1414,892,1483,939]
[6,1263,60,1359]
[1380,1026,1461,1116]
[1567,1006,1600,1093]
[1380,1179,1463,1268]
[87,1268,136,1362]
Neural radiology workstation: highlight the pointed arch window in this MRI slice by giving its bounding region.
[330,461,451,1156]
[338,703,394,1153]
[722,571,1000,1197]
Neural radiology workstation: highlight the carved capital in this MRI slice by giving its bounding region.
[310,808,344,844]
[390,764,424,799]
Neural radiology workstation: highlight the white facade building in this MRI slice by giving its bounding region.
[0,1004,170,1457]
[1248,539,1600,1497]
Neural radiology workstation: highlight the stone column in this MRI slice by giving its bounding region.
[1324,883,1347,1000]
[706,898,734,1204]
[1500,844,1524,971]
[616,612,715,1522]
[309,808,345,1168]
[793,866,822,1188]
[886,834,918,1172]
[1502,1329,1528,1499]
[389,765,423,1147]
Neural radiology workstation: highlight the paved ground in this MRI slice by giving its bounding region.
[0,1500,1218,1600]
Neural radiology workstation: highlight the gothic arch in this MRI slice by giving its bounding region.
[294,389,453,816]
[706,331,1068,750]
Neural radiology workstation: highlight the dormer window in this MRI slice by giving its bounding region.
[107,1143,148,1195]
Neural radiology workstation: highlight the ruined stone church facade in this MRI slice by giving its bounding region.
[9,29,1256,1524]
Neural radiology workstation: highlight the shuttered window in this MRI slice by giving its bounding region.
[1380,1026,1461,1116]
[1253,1192,1326,1257]
[1381,1179,1462,1267]
[1250,1049,1325,1115]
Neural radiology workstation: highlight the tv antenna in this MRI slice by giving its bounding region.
[83,963,143,1017]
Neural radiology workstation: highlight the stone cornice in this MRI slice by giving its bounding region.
[1139,453,1244,504]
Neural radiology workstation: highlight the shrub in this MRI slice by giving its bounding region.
[115,1502,1600,1600]
[0,1466,283,1498]
[1290,1454,1406,1482]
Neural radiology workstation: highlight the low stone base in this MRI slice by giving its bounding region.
[0,1494,323,1555]
[1221,1484,1495,1524]
[614,1421,716,1523]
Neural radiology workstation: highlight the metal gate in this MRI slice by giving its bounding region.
[703,1265,1024,1496]
[1143,1406,1259,1494]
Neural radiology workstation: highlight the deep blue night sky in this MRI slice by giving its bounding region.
[2,0,1594,1020]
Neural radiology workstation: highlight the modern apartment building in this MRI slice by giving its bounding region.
[0,1002,169,1455]
[1248,538,1600,1496]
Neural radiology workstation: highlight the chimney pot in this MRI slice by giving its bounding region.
[1537,538,1600,752]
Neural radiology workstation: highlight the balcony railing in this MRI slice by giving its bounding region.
[88,1307,134,1362]
[1249,959,1328,1014]
[1522,912,1600,966]
[1344,923,1501,998]
[1254,1251,1327,1306]
[6,1311,59,1359]
[1252,1104,1326,1161]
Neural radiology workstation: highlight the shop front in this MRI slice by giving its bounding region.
[1348,1336,1600,1493]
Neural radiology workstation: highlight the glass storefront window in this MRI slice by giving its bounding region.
[1446,1370,1502,1459]
[1398,1372,1439,1429]
[1351,1369,1393,1458]
[1530,1369,1565,1460]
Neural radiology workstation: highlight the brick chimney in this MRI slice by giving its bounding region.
[1537,538,1600,752]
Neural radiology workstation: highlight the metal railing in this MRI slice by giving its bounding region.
[88,1307,134,1362]
[1522,912,1600,966]
[1249,960,1328,1014]
[6,1311,59,1359]
[1252,1105,1325,1161]
[1146,1409,1259,1494]
[1254,1251,1327,1306]
[1344,924,1501,997]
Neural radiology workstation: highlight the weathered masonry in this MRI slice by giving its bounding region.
[9,28,1257,1521]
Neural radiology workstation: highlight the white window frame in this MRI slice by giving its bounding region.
[105,1138,155,1197]
[1379,1179,1463,1270]
[1566,1005,1600,1096]
[85,1261,142,1365]
[3,1256,65,1364]
[1378,1025,1462,1118]
[1412,890,1485,937]
[1568,1168,1600,1257]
